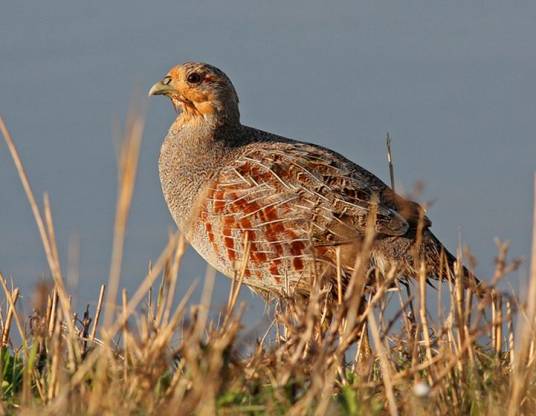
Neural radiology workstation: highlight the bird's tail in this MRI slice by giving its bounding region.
[423,231,489,300]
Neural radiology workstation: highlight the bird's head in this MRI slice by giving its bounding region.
[149,62,240,126]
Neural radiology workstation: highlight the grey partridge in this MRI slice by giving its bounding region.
[149,62,483,299]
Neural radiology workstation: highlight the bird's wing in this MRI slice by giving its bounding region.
[197,140,428,244]
[233,141,428,236]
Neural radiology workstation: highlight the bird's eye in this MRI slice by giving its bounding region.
[187,72,202,84]
[162,76,172,85]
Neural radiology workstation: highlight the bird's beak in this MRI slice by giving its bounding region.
[148,80,175,97]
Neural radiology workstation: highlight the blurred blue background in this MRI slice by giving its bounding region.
[1,1,535,324]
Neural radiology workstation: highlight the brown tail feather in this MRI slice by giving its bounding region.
[424,232,489,299]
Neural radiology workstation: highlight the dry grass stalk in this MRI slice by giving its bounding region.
[508,175,536,415]
[368,309,398,416]
[1,287,19,347]
[89,284,106,341]
[103,109,144,330]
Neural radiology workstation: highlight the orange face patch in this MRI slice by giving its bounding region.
[168,66,182,79]
[164,66,221,118]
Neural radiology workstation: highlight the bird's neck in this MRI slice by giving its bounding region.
[171,97,240,130]
[162,116,231,176]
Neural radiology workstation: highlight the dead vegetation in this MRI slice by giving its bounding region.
[1,114,535,415]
